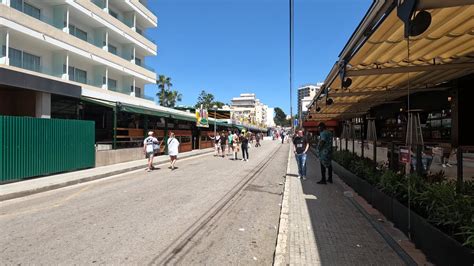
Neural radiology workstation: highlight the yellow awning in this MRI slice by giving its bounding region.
[308,4,474,121]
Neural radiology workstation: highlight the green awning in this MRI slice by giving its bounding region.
[170,113,196,122]
[120,103,168,117]
[81,97,116,110]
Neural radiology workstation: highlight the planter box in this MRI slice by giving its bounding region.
[332,160,474,265]
[332,161,357,188]
[356,178,373,204]
[391,199,410,236]
[372,188,393,220]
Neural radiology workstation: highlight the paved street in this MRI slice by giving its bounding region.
[1,140,420,265]
[0,140,287,265]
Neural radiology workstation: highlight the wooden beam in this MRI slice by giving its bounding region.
[418,0,474,10]
[346,63,474,77]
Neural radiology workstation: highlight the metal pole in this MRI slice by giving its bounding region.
[214,108,217,138]
[289,0,294,132]
[373,140,377,172]
[352,138,355,155]
[457,147,463,192]
[113,105,117,149]
[164,117,169,155]
[416,144,423,176]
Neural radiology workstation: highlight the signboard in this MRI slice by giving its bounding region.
[196,106,209,128]
[399,146,411,164]
[294,118,298,127]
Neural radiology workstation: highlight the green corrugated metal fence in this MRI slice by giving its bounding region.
[0,116,95,183]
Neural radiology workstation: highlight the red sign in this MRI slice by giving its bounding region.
[399,147,411,164]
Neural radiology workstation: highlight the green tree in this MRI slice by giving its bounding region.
[157,88,182,107]
[195,90,224,109]
[156,75,172,106]
[274,107,290,126]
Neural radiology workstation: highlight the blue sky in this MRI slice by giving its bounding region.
[144,0,372,114]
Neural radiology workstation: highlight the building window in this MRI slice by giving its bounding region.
[69,24,88,42]
[23,51,40,72]
[136,28,143,35]
[65,65,87,84]
[11,0,23,11]
[9,47,23,68]
[12,1,41,20]
[108,78,117,90]
[92,0,106,9]
[24,2,41,19]
[135,58,142,66]
[109,9,118,19]
[135,87,142,97]
[3,46,40,72]
[75,68,87,84]
[108,44,117,55]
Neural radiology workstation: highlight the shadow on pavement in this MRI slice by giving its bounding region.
[299,152,405,265]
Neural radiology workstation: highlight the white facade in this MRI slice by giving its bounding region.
[230,93,273,128]
[0,0,158,117]
[298,84,322,123]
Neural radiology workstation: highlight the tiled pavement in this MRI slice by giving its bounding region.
[275,148,407,266]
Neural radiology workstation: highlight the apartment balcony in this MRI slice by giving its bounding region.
[90,0,157,46]
[0,4,156,84]
[0,27,149,99]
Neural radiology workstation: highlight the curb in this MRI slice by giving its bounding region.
[273,146,292,265]
[0,150,213,202]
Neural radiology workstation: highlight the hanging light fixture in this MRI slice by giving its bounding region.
[410,10,431,37]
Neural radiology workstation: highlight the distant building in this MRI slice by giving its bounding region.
[230,93,273,127]
[298,84,322,124]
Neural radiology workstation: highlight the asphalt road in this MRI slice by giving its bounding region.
[0,140,289,265]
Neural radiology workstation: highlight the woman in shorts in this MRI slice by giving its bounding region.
[167,132,180,170]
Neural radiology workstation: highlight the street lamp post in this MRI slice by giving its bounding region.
[213,105,218,138]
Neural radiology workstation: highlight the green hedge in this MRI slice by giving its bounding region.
[333,150,474,249]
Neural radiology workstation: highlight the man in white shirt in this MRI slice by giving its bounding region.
[143,131,159,172]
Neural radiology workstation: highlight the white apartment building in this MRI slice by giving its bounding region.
[298,84,321,124]
[0,0,157,118]
[230,93,273,127]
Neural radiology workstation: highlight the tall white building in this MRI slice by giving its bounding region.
[298,84,322,123]
[0,0,157,117]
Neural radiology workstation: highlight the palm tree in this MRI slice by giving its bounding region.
[166,90,182,108]
[156,75,172,106]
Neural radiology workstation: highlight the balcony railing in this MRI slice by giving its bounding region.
[91,0,156,45]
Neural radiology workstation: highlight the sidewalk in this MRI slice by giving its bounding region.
[0,148,213,202]
[274,148,427,265]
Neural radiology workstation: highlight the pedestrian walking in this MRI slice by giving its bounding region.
[255,133,261,147]
[241,130,249,161]
[143,131,161,172]
[211,133,221,156]
[293,130,309,180]
[167,132,180,170]
[281,131,286,144]
[220,131,227,158]
[316,123,333,184]
[232,130,240,160]
[227,130,233,155]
